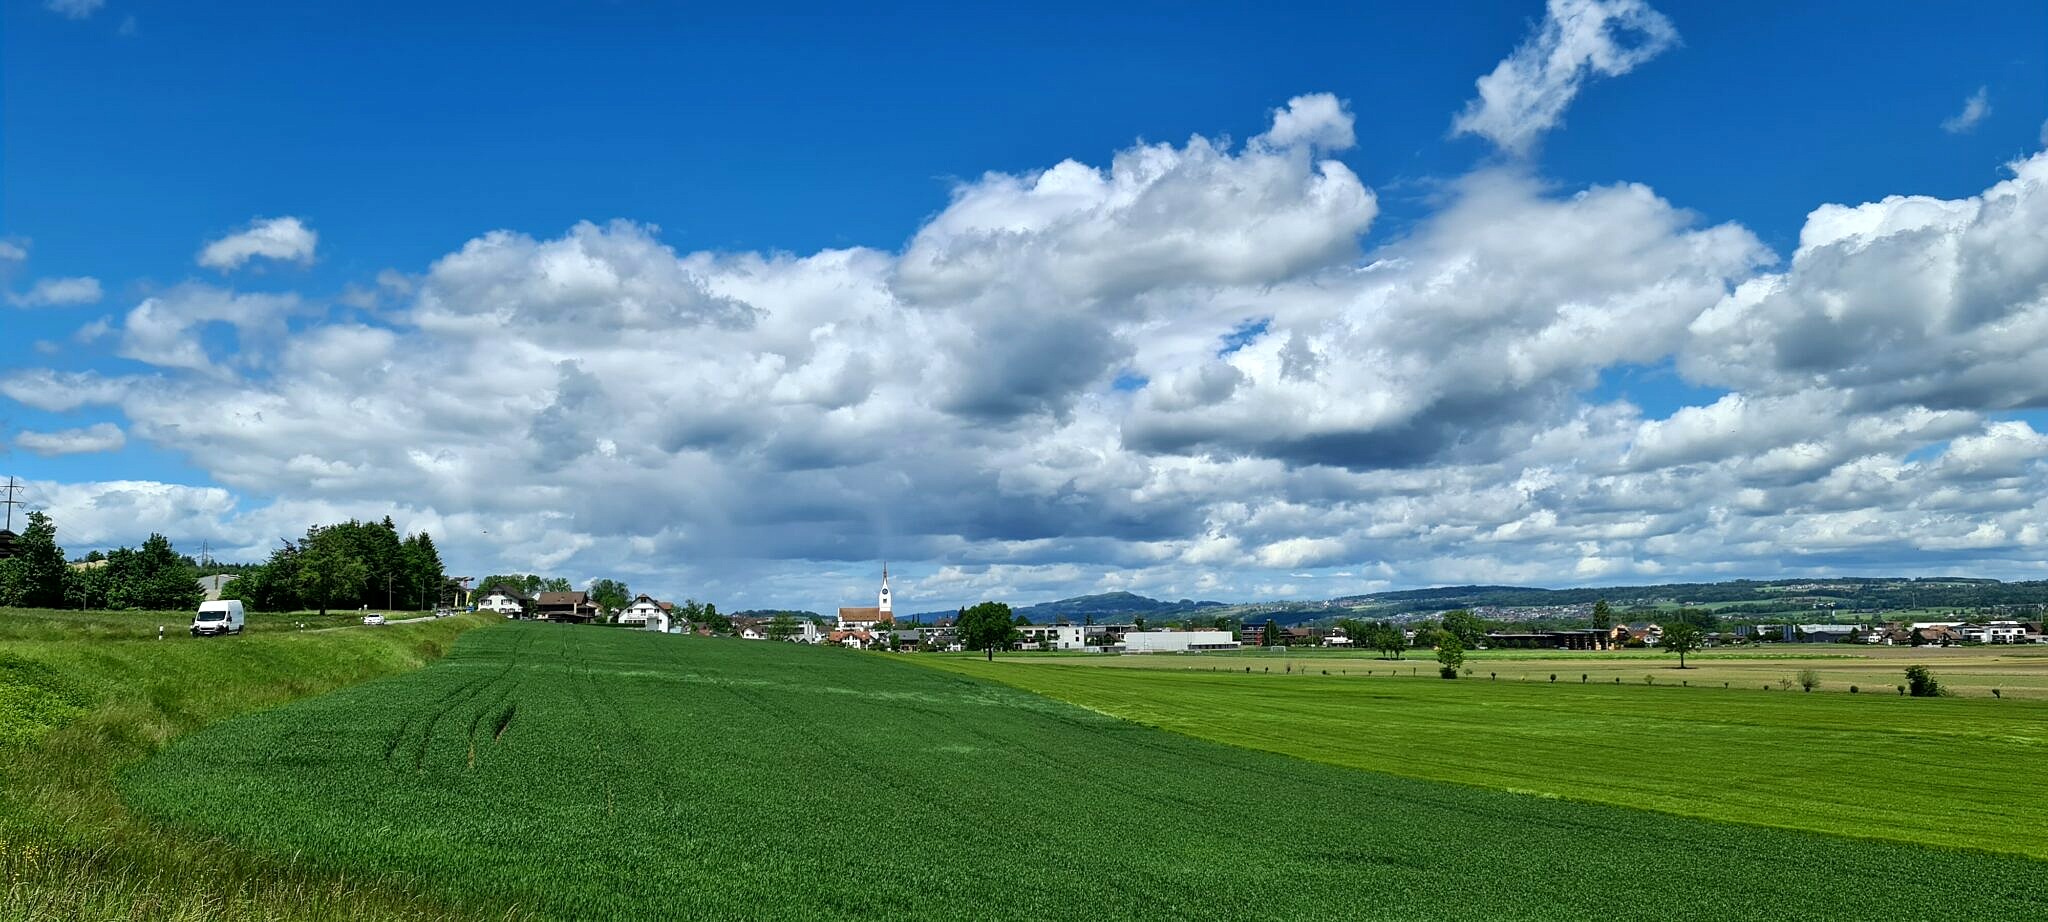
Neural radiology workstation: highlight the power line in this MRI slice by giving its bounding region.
[0,476,23,533]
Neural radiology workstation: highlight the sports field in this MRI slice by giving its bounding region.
[111,625,2046,920]
[927,651,2048,859]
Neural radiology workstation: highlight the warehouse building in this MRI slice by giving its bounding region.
[1121,630,1240,653]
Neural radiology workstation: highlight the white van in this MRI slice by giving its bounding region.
[191,600,246,637]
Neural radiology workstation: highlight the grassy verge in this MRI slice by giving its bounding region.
[922,655,2048,859]
[0,608,503,921]
[0,606,422,641]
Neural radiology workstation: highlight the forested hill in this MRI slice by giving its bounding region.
[897,577,2042,627]
[1334,577,2039,616]
[908,591,1228,624]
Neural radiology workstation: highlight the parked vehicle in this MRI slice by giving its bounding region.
[363,613,386,626]
[191,600,246,637]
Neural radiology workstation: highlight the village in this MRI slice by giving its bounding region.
[463,568,2048,654]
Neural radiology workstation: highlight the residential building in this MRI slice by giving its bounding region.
[1122,630,1240,653]
[829,628,877,649]
[619,594,666,627]
[1016,624,1089,650]
[477,585,530,617]
[1957,621,2028,644]
[1914,625,1962,646]
[535,591,600,623]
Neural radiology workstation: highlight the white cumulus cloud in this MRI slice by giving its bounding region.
[6,91,2048,610]
[1452,0,1679,154]
[198,216,318,271]
[44,0,104,19]
[1942,86,1991,134]
[14,422,126,456]
[9,276,103,307]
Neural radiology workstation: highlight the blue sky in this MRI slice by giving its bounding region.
[5,0,2048,612]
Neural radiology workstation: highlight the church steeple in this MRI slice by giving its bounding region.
[878,563,892,614]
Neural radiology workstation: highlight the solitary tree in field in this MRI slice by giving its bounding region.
[1661,621,1706,668]
[1436,633,1464,679]
[1905,665,1941,697]
[957,601,1018,660]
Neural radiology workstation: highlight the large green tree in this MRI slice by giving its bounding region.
[102,534,204,611]
[295,526,371,616]
[1661,621,1706,668]
[5,512,69,608]
[1591,599,1612,629]
[1436,632,1465,679]
[1369,621,1406,659]
[957,601,1018,658]
[1440,609,1488,648]
[587,578,631,615]
[400,532,446,610]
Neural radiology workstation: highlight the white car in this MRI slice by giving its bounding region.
[362,613,386,626]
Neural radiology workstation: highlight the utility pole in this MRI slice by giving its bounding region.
[1,476,23,532]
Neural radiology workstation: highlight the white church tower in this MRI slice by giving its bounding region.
[878,563,892,615]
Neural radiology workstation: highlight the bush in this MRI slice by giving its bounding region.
[1439,666,1459,679]
[1850,685,1859,694]
[1906,665,1940,698]
[1797,668,1820,692]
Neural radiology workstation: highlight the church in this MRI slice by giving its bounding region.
[835,565,893,631]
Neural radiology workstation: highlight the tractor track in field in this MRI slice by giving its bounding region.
[383,628,533,772]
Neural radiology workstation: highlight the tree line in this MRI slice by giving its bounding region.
[221,517,446,615]
[0,511,205,611]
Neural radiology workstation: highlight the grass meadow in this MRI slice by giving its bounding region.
[926,652,2048,859]
[1024,643,2048,698]
[116,624,2045,920]
[0,607,496,921]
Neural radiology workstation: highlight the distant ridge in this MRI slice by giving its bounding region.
[907,590,1228,625]
[900,576,2048,627]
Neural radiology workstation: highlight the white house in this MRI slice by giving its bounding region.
[1958,621,2028,644]
[619,594,666,627]
[477,586,528,617]
[1016,624,1089,650]
[1122,630,1240,653]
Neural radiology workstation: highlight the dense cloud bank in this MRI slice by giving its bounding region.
[9,44,2048,611]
